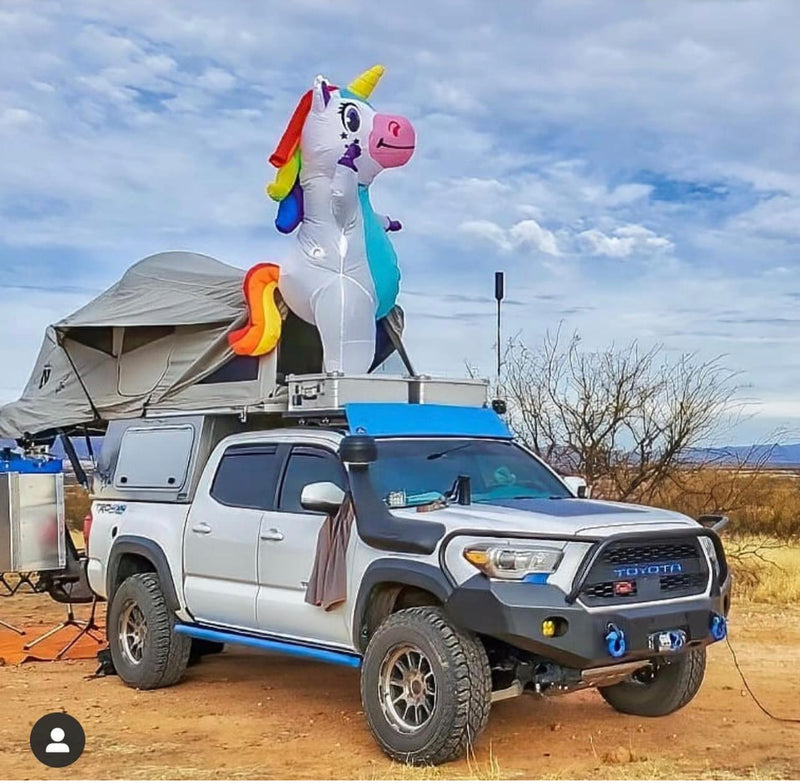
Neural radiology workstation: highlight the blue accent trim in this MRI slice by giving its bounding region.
[358,184,400,319]
[0,456,62,474]
[338,88,372,107]
[344,402,511,439]
[522,573,549,584]
[173,624,362,668]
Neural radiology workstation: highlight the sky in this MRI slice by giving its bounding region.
[1,0,800,445]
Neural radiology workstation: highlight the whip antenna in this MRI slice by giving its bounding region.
[492,271,507,415]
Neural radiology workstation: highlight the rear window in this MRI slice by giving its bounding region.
[211,444,281,510]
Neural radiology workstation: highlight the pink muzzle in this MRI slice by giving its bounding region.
[369,113,416,169]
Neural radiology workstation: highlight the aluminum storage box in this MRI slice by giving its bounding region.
[0,458,65,573]
[286,374,489,414]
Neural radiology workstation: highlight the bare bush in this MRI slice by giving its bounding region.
[501,328,742,503]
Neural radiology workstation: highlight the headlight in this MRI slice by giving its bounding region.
[700,537,719,574]
[463,544,563,580]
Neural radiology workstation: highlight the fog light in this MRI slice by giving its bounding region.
[710,613,727,642]
[605,623,627,658]
[541,617,567,638]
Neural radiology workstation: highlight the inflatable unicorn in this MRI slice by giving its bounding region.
[228,65,416,374]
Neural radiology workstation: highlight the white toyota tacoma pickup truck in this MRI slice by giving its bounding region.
[86,401,730,765]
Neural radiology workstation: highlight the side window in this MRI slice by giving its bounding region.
[278,447,346,514]
[211,444,281,510]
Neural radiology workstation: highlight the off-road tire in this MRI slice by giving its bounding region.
[108,573,191,690]
[599,647,706,717]
[360,606,492,765]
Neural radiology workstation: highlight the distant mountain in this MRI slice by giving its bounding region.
[685,443,800,468]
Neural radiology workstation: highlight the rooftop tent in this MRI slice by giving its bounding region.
[0,252,279,440]
[0,251,408,441]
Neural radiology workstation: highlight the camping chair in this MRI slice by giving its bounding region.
[0,574,27,634]
[0,572,39,595]
[23,530,103,660]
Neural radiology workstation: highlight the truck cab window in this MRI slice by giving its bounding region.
[278,447,346,514]
[211,444,281,510]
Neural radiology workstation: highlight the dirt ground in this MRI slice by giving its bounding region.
[1,592,799,780]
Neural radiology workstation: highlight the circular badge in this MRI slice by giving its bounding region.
[29,712,85,768]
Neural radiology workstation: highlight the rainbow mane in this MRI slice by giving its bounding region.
[266,86,339,234]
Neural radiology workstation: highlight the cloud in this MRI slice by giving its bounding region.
[509,220,560,255]
[459,218,560,255]
[2,0,800,443]
[196,67,236,91]
[577,225,673,258]
[0,108,40,128]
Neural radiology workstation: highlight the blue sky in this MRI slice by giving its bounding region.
[2,0,800,444]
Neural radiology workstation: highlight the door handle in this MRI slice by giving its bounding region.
[191,522,212,535]
[260,528,284,542]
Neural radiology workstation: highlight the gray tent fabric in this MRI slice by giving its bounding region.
[0,251,264,439]
[304,496,355,611]
[61,250,245,328]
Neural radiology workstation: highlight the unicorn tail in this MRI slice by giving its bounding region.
[228,263,283,356]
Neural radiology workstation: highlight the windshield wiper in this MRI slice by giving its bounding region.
[503,494,571,501]
[426,443,472,461]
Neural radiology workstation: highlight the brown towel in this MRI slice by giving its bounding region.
[304,495,355,611]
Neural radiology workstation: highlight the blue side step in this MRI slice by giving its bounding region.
[174,624,362,669]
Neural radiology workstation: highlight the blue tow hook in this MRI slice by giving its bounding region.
[605,623,627,658]
[710,613,727,642]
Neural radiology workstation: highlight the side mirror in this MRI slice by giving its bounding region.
[300,481,345,514]
[563,476,589,499]
[339,435,377,465]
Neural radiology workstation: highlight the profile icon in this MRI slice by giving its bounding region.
[45,727,70,754]
[30,713,85,767]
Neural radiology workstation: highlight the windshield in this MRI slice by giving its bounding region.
[369,438,571,508]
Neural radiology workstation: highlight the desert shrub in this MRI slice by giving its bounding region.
[64,481,91,532]
[644,469,800,539]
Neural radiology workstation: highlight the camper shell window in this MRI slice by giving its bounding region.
[113,425,195,490]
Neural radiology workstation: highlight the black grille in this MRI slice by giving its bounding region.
[660,573,707,592]
[580,537,708,606]
[601,542,699,565]
[583,582,614,599]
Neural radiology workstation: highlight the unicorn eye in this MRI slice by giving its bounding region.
[340,103,361,133]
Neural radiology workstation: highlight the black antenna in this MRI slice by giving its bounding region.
[494,271,504,380]
[492,272,507,415]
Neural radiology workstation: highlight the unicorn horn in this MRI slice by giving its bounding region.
[348,64,385,100]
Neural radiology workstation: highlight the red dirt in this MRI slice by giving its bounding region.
[1,591,799,780]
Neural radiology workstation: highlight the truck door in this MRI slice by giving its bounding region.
[255,445,351,646]
[184,443,283,631]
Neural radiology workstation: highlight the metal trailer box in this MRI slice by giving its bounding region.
[0,459,65,573]
[286,374,489,413]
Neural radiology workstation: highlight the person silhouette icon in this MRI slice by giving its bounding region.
[45,727,70,754]
[30,712,85,767]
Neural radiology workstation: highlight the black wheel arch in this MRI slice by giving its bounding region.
[106,536,181,611]
[353,559,453,651]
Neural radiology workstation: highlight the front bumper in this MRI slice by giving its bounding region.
[444,572,731,670]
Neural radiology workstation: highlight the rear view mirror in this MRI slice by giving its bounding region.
[563,476,589,499]
[301,481,345,514]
